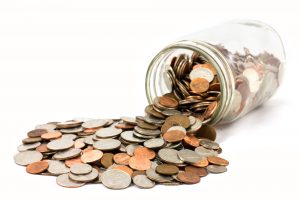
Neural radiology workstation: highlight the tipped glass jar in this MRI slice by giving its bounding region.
[145,20,285,125]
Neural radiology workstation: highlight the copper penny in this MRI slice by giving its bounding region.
[82,146,94,154]
[36,144,50,153]
[27,129,48,138]
[164,115,190,129]
[129,156,151,171]
[163,130,186,143]
[177,171,200,184]
[83,128,100,134]
[209,83,221,91]
[74,140,85,149]
[191,157,209,168]
[185,166,208,177]
[81,150,103,163]
[112,165,133,176]
[193,63,217,75]
[65,157,82,168]
[155,164,179,175]
[207,156,229,166]
[113,153,131,165]
[26,160,49,174]
[159,96,178,108]
[183,135,200,148]
[190,78,209,93]
[204,101,218,119]
[41,131,62,140]
[100,153,114,168]
[133,147,156,160]
[196,124,217,141]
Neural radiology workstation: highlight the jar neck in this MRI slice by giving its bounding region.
[146,40,235,125]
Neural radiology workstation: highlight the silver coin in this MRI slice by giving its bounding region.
[35,123,57,131]
[17,142,41,152]
[121,131,146,143]
[69,168,99,183]
[47,160,70,175]
[47,139,74,151]
[125,144,142,156]
[143,138,165,149]
[120,116,137,125]
[82,119,107,129]
[22,137,42,144]
[177,149,202,163]
[146,168,173,183]
[56,174,85,188]
[70,163,92,175]
[14,151,43,166]
[133,175,155,189]
[207,165,227,173]
[101,169,132,190]
[133,131,155,139]
[166,126,186,134]
[200,139,220,150]
[61,134,77,141]
[56,121,82,129]
[161,109,181,116]
[93,138,121,151]
[104,119,115,127]
[60,127,84,134]
[158,148,183,164]
[95,127,122,138]
[53,148,81,160]
[144,115,165,125]
[134,126,161,136]
[84,135,95,145]
[187,118,202,133]
[188,116,196,126]
[195,146,218,157]
[189,67,214,82]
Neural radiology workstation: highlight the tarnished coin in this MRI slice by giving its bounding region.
[41,131,62,140]
[144,115,165,125]
[159,96,178,108]
[206,165,227,174]
[121,131,145,143]
[47,160,70,175]
[207,156,229,166]
[56,174,85,188]
[69,168,99,182]
[56,121,82,129]
[22,137,42,144]
[195,146,218,157]
[27,129,48,138]
[156,164,179,175]
[133,175,155,189]
[146,168,173,183]
[126,144,142,156]
[47,139,74,151]
[167,126,186,134]
[191,157,209,168]
[93,138,121,151]
[137,121,158,130]
[60,127,84,134]
[35,123,57,131]
[134,147,156,160]
[134,126,161,136]
[26,161,49,174]
[163,130,186,143]
[14,151,43,166]
[70,163,92,175]
[158,148,183,165]
[196,124,217,141]
[204,101,218,119]
[177,171,200,184]
[121,116,137,125]
[178,149,202,164]
[165,115,190,129]
[100,153,114,168]
[113,153,131,165]
[18,142,41,152]
[200,139,219,150]
[81,150,103,163]
[53,148,81,160]
[143,138,165,149]
[185,166,208,177]
[102,169,131,190]
[82,119,107,129]
[190,78,209,93]
[145,105,165,119]
[96,127,122,138]
[129,156,151,171]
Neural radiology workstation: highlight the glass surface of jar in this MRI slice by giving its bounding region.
[145,20,285,125]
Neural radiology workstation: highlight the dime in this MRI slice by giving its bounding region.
[82,119,107,129]
[56,174,85,188]
[134,147,156,160]
[185,166,208,177]
[113,153,131,165]
[100,153,114,168]
[177,149,202,164]
[18,142,41,152]
[158,148,183,165]
[200,139,219,150]
[207,156,229,166]
[177,171,200,184]
[70,163,92,175]
[195,146,218,157]
[129,156,151,171]
[22,137,42,144]
[41,131,62,140]
[53,148,81,160]
[26,161,49,174]
[143,138,165,149]
[47,139,74,151]
[95,127,122,138]
[47,160,70,175]
[27,129,47,138]
[93,138,121,151]
[101,169,131,190]
[133,175,155,189]
[156,164,179,175]
[81,150,103,163]
[190,78,209,93]
[14,151,43,166]
[206,165,227,174]
[163,130,186,143]
[69,168,99,182]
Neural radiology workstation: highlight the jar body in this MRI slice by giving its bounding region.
[146,20,285,125]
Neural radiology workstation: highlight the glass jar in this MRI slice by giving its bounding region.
[145,20,285,125]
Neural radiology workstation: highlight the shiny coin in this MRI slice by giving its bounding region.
[53,148,81,160]
[47,139,74,151]
[27,129,47,138]
[159,96,178,108]
[18,142,41,152]
[56,121,82,129]
[146,168,173,183]
[113,153,131,165]
[158,148,183,165]
[121,131,145,143]
[178,149,202,164]
[143,138,165,149]
[129,156,151,171]
[185,166,208,177]
[93,138,121,151]
[26,160,49,174]
[207,156,229,166]
[14,151,43,166]
[60,127,84,134]
[163,130,186,143]
[47,160,70,175]
[189,67,214,82]
[200,139,220,150]
[134,147,156,160]
[56,174,85,188]
[133,175,155,189]
[41,131,62,140]
[102,169,132,190]
[156,164,179,175]
[69,168,99,183]
[82,119,107,129]
[206,165,227,173]
[190,78,209,93]
[22,137,42,144]
[177,171,200,184]
[167,125,186,134]
[70,163,92,175]
[96,127,122,138]
[195,146,218,157]
[121,116,137,125]
[81,150,103,163]
[100,153,114,168]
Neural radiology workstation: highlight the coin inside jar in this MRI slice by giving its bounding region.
[190,78,210,94]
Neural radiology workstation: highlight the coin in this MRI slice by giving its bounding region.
[143,138,165,149]
[137,121,158,130]
[177,171,200,184]
[65,157,82,168]
[156,164,179,175]
[74,139,85,149]
[81,150,103,163]
[185,166,208,177]
[183,135,200,148]
[101,169,131,190]
[56,121,82,129]
[126,144,141,156]
[35,123,57,131]
[134,147,156,160]
[163,130,186,143]
[69,168,99,182]
[22,137,42,144]
[111,165,133,176]
[159,96,178,108]
[47,160,70,175]
[177,149,202,163]
[14,151,43,166]
[100,153,114,168]
[96,127,122,138]
[121,116,137,125]
[165,115,190,129]
[146,168,173,183]
[18,142,41,152]
[144,114,165,125]
[190,78,209,93]
[189,67,214,82]
[204,101,218,119]
[191,157,209,168]
[70,163,92,175]
[82,119,107,129]
[194,63,217,75]
[145,105,165,119]
[27,129,48,138]
[26,161,49,174]
[56,174,85,188]
[207,156,229,166]
[158,148,183,165]
[61,134,77,141]
[132,170,146,178]
[36,144,50,153]
[47,139,74,151]
[93,138,121,151]
[41,131,62,140]
[53,148,81,160]
[134,126,161,136]
[195,146,218,157]
[129,156,151,171]
[200,139,219,150]
[196,124,217,141]
[60,127,84,134]
[121,131,145,143]
[113,153,131,165]
[206,165,227,174]
[114,123,135,130]
[133,175,155,189]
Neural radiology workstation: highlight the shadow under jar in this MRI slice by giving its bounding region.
[145,20,285,125]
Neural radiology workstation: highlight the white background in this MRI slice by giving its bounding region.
[0,0,299,199]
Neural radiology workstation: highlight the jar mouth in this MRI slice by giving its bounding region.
[145,40,235,125]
